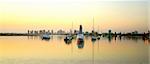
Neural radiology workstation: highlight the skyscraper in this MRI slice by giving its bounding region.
[79,25,83,34]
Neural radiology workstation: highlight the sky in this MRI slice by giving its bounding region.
[0,0,149,33]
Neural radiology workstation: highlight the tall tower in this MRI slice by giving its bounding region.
[79,25,83,34]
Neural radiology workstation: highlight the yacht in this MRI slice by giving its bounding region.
[64,21,74,41]
[41,33,50,40]
[64,34,73,41]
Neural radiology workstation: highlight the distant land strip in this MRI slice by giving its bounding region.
[0,33,149,37]
[0,33,65,36]
[0,33,35,36]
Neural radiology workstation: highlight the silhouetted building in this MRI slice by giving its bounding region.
[48,30,50,33]
[57,29,65,35]
[74,30,78,35]
[43,30,46,34]
[108,30,111,33]
[30,30,33,34]
[79,25,83,34]
[39,30,42,34]
[70,29,73,34]
[34,31,38,35]
[27,30,30,34]
[132,30,138,34]
[51,30,53,35]
[46,30,51,35]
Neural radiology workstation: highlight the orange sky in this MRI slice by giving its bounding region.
[0,0,149,33]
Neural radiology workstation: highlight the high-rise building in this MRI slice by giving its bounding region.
[51,30,53,35]
[79,25,83,34]
[57,29,65,35]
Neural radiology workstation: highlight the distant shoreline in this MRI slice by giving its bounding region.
[0,33,149,37]
[0,33,33,36]
[0,33,66,36]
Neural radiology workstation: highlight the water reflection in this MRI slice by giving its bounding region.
[27,36,39,40]
[27,35,150,45]
[77,41,84,49]
[91,39,96,43]
[42,38,50,41]
[57,35,63,40]
[108,37,112,42]
[108,35,150,44]
[64,40,72,45]
[0,35,149,64]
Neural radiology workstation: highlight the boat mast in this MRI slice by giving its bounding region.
[93,16,95,31]
[72,21,73,35]
[72,21,73,31]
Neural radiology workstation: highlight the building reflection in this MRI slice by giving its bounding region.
[27,36,39,40]
[57,35,63,40]
[27,35,149,46]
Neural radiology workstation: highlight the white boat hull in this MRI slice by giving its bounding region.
[41,34,50,39]
[77,34,84,40]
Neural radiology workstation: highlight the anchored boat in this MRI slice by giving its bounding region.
[41,34,50,40]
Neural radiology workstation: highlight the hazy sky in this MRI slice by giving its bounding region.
[0,0,149,33]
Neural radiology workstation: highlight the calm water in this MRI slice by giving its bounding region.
[0,35,149,64]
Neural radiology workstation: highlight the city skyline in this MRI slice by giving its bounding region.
[0,0,149,33]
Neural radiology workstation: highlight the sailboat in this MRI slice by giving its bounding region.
[91,32,97,41]
[91,17,97,41]
[64,34,73,42]
[64,32,73,41]
[41,32,50,40]
[64,22,74,41]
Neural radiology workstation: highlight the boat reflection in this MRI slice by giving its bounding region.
[27,35,149,46]
[64,40,72,45]
[0,35,149,64]
[77,40,84,49]
[42,39,50,41]
[108,36,112,42]
[92,38,96,43]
